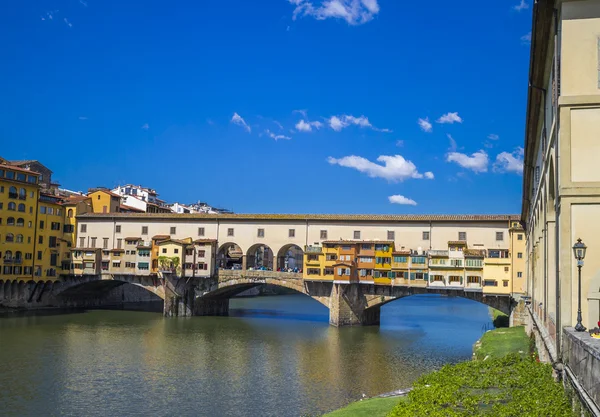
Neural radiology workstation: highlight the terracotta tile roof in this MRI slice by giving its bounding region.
[332,262,354,267]
[157,238,190,246]
[64,195,90,203]
[152,235,170,241]
[322,240,394,245]
[90,189,122,198]
[193,239,217,244]
[110,248,125,252]
[392,250,411,255]
[124,237,141,241]
[77,213,520,222]
[448,240,468,245]
[120,204,144,213]
[0,163,41,176]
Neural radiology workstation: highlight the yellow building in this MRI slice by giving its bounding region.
[373,242,393,285]
[156,238,193,277]
[89,189,121,214]
[509,221,526,294]
[35,193,67,281]
[0,164,40,281]
[483,248,511,294]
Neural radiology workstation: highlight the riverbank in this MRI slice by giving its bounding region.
[323,325,573,416]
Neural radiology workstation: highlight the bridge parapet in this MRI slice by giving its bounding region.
[217,269,303,281]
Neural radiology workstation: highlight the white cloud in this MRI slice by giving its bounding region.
[395,140,404,147]
[295,119,323,132]
[436,112,463,124]
[521,32,532,45]
[78,116,88,120]
[388,195,417,206]
[488,133,499,140]
[326,154,434,182]
[417,117,432,133]
[265,129,291,141]
[141,123,149,130]
[326,114,390,132]
[79,0,88,6]
[292,109,307,117]
[231,112,251,133]
[273,120,284,130]
[41,10,58,21]
[513,0,529,11]
[288,0,381,25]
[447,150,489,173]
[493,147,524,174]
[447,134,457,152]
[293,109,308,117]
[64,18,72,28]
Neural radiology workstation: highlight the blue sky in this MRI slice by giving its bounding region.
[0,0,532,214]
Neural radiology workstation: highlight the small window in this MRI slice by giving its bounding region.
[39,220,44,229]
[257,228,265,238]
[227,228,234,237]
[198,227,205,237]
[115,225,121,233]
[81,224,87,233]
[79,237,85,247]
[422,231,430,240]
[517,272,523,278]
[517,234,523,241]
[387,231,395,241]
[496,232,504,241]
[162,248,167,254]
[90,237,96,248]
[504,266,509,272]
[117,239,122,249]
[170,227,176,235]
[503,280,509,287]
[174,248,179,254]
[458,231,466,241]
[517,252,523,259]
[142,226,148,235]
[289,229,295,238]
[37,251,42,260]
[38,236,43,244]
[320,230,327,240]
[354,230,360,239]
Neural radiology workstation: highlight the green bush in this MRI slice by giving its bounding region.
[387,354,573,417]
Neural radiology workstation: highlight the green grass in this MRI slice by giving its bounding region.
[322,396,406,417]
[387,354,574,417]
[473,326,529,360]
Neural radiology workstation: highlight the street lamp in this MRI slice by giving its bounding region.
[572,238,587,332]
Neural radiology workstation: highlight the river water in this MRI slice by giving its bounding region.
[0,294,493,417]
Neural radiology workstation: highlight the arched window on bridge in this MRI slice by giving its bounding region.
[217,243,244,270]
[247,244,273,270]
[276,244,304,272]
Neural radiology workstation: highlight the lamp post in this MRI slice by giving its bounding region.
[573,238,587,332]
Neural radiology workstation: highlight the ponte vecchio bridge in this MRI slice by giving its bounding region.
[0,213,522,326]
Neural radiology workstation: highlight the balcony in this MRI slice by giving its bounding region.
[305,245,322,254]
[3,258,23,264]
[429,250,448,257]
[8,192,18,199]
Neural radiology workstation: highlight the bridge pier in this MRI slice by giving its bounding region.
[329,283,380,326]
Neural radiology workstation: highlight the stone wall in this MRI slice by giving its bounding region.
[562,328,600,415]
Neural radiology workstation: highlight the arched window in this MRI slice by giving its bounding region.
[16,234,23,243]
[17,204,25,212]
[7,217,15,226]
[16,218,24,227]
[68,209,74,218]
[4,250,12,261]
[8,186,17,198]
[7,202,16,211]
[6,233,14,243]
[19,188,26,199]
[15,251,22,261]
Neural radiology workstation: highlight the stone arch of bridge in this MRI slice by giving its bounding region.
[217,242,245,269]
[246,243,274,270]
[200,275,329,308]
[55,275,165,301]
[275,244,304,272]
[359,287,514,316]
